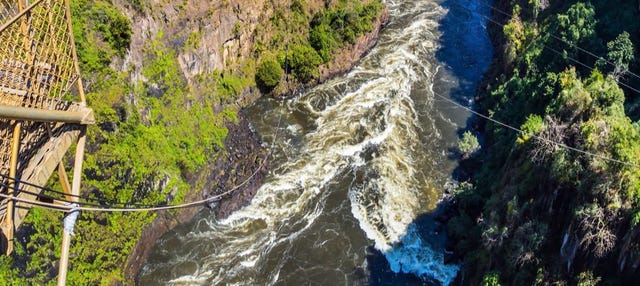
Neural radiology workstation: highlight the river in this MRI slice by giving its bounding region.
[139,0,492,284]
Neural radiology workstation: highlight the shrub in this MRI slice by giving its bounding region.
[517,114,544,144]
[91,1,132,56]
[289,44,322,83]
[482,271,502,286]
[255,56,284,92]
[458,131,480,155]
[310,23,337,63]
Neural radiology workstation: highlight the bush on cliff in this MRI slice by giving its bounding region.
[290,44,322,83]
[308,1,384,63]
[256,56,284,92]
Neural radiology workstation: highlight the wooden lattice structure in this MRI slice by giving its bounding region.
[0,0,93,282]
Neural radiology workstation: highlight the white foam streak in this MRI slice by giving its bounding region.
[168,276,208,285]
[158,1,462,284]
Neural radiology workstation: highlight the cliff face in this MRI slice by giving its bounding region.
[118,0,290,88]
[116,0,387,100]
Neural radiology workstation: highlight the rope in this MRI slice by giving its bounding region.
[0,103,285,213]
[0,172,156,208]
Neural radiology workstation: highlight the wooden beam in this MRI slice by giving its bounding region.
[64,0,86,104]
[0,105,94,124]
[47,124,73,202]
[0,0,46,34]
[57,163,73,202]
[4,126,81,231]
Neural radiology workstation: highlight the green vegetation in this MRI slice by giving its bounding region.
[71,0,131,75]
[482,271,502,286]
[255,0,383,89]
[458,131,480,155]
[290,44,323,83]
[309,1,383,62]
[0,0,385,284]
[255,56,284,92]
[517,114,544,143]
[598,31,634,78]
[448,0,640,284]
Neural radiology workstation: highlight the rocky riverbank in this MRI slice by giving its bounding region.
[202,114,269,219]
[123,113,267,281]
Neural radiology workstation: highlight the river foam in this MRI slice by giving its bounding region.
[139,0,494,284]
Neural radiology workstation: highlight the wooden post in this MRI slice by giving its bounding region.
[46,125,73,202]
[2,123,22,255]
[57,128,86,286]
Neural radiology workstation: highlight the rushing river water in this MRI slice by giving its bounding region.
[139,0,492,284]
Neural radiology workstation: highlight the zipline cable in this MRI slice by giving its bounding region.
[431,90,640,169]
[0,97,286,213]
[0,124,277,213]
[0,181,111,208]
[0,172,157,208]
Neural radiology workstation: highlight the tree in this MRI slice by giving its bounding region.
[555,3,597,47]
[458,131,480,156]
[503,8,526,63]
[550,2,597,65]
[255,56,283,92]
[575,203,616,258]
[600,32,635,79]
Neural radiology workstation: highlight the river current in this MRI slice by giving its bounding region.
[139,0,492,284]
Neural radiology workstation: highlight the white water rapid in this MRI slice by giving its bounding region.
[140,0,492,285]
